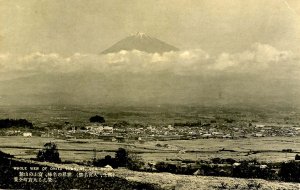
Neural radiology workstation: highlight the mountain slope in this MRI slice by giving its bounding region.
[102,32,179,54]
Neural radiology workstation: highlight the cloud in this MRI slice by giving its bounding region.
[0,49,210,75]
[213,43,294,69]
[210,43,298,78]
[0,43,299,106]
[0,43,298,79]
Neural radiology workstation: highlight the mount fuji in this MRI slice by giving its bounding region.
[102,32,179,54]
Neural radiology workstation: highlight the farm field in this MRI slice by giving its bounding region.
[0,136,299,163]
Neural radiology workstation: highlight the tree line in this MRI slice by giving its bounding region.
[0,119,33,128]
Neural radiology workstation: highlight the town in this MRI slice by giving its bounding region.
[1,115,299,142]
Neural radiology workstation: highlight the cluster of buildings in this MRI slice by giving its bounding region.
[55,120,300,142]
[1,130,32,137]
[1,117,299,141]
[85,125,114,134]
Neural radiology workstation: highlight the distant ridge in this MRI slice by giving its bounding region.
[102,32,179,54]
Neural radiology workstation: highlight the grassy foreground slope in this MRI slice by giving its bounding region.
[0,154,298,190]
[113,169,299,190]
[39,161,299,190]
[0,156,161,190]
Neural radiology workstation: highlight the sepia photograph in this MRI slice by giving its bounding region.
[0,0,300,189]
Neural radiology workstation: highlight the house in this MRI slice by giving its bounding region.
[103,126,113,133]
[137,137,145,143]
[86,125,104,133]
[23,132,32,137]
[260,165,268,169]
[193,169,205,175]
[286,132,295,137]
[167,125,174,130]
[212,132,223,136]
[255,124,265,128]
[233,162,241,167]
[254,133,263,137]
[104,165,113,170]
[202,134,212,138]
[222,134,232,138]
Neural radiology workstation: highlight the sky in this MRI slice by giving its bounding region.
[0,0,300,106]
[1,0,300,55]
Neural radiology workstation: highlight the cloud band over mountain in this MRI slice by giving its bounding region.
[0,43,299,106]
[0,43,298,78]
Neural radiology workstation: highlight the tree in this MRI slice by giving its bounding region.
[279,161,300,182]
[115,148,128,167]
[37,142,61,163]
[94,148,144,170]
[93,155,118,168]
[155,162,178,173]
[0,118,33,129]
[89,115,105,123]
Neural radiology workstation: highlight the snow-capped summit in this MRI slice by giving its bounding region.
[102,33,179,54]
[132,32,149,39]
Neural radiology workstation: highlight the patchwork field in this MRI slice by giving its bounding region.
[0,136,299,163]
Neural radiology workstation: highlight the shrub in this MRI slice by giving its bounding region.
[246,181,262,190]
[155,162,178,173]
[37,142,61,163]
[127,153,144,170]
